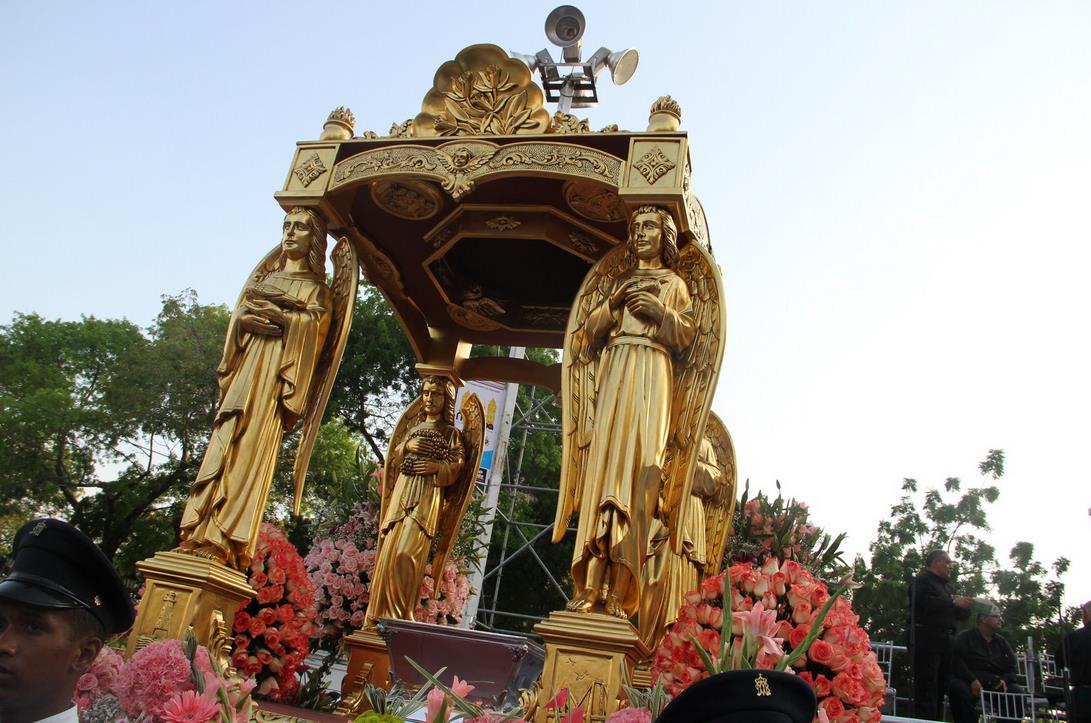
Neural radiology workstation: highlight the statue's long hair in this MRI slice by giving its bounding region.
[624,205,679,269]
[418,375,457,425]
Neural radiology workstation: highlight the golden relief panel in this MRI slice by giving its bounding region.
[331,141,622,201]
[632,146,677,185]
[292,153,328,187]
[413,44,550,137]
[370,180,443,220]
[564,181,627,223]
[485,215,522,231]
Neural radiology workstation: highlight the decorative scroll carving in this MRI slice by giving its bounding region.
[413,44,549,137]
[388,119,413,138]
[522,306,570,328]
[632,146,677,185]
[293,153,328,187]
[567,231,598,256]
[332,141,623,200]
[336,663,375,718]
[358,234,405,297]
[564,181,627,223]
[461,285,506,317]
[208,610,234,675]
[485,216,522,232]
[490,144,621,184]
[371,180,442,220]
[550,112,591,134]
[332,146,441,187]
[448,303,502,331]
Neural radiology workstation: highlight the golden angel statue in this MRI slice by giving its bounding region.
[554,205,725,619]
[638,412,737,649]
[178,207,357,569]
[363,376,484,626]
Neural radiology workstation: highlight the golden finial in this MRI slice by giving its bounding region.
[647,95,682,132]
[320,106,356,141]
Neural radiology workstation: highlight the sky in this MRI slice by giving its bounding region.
[3,2,1089,609]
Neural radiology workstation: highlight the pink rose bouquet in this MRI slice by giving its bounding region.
[230,522,317,701]
[651,558,886,722]
[305,503,379,648]
[414,560,472,626]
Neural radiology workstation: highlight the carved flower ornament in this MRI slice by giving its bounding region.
[413,44,550,137]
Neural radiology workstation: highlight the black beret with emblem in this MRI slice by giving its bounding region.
[656,669,818,723]
[0,518,135,635]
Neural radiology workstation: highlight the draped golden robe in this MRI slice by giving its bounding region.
[638,436,720,650]
[571,267,697,618]
[180,269,330,569]
[365,422,465,625]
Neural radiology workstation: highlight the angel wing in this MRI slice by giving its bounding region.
[430,392,486,578]
[291,236,359,514]
[553,245,629,542]
[700,412,738,577]
[663,242,727,554]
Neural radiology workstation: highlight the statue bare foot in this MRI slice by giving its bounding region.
[566,589,597,613]
[604,594,627,618]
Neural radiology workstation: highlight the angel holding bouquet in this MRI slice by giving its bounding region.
[554,205,725,620]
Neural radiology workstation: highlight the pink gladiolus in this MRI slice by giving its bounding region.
[427,687,450,723]
[545,688,568,709]
[451,675,475,698]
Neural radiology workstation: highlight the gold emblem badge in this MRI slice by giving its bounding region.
[755,673,772,697]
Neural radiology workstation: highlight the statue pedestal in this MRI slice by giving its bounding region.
[336,627,391,717]
[533,611,650,723]
[127,551,254,668]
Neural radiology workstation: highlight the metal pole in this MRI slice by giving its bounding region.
[460,347,524,628]
[486,386,534,629]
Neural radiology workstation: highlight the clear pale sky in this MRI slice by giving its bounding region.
[3,2,1089,608]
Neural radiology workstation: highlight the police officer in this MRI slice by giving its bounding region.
[0,519,134,723]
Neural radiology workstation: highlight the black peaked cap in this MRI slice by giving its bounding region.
[0,518,135,635]
[657,669,818,723]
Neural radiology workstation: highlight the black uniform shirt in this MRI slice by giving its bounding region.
[952,628,1018,688]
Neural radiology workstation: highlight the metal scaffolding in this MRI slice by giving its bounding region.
[467,378,569,636]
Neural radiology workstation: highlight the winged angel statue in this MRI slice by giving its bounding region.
[553,205,726,620]
[179,207,357,570]
[639,412,737,649]
[363,377,484,627]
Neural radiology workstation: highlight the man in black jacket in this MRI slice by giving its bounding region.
[1058,600,1091,723]
[949,604,1021,723]
[910,549,973,719]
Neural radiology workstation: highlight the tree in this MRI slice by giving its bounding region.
[0,283,423,577]
[0,292,227,572]
[325,284,417,464]
[851,450,1073,698]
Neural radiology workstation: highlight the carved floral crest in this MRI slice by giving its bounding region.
[413,44,550,137]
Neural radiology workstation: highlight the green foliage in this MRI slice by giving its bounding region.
[726,480,849,579]
[0,291,227,570]
[327,284,417,463]
[852,450,1073,696]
